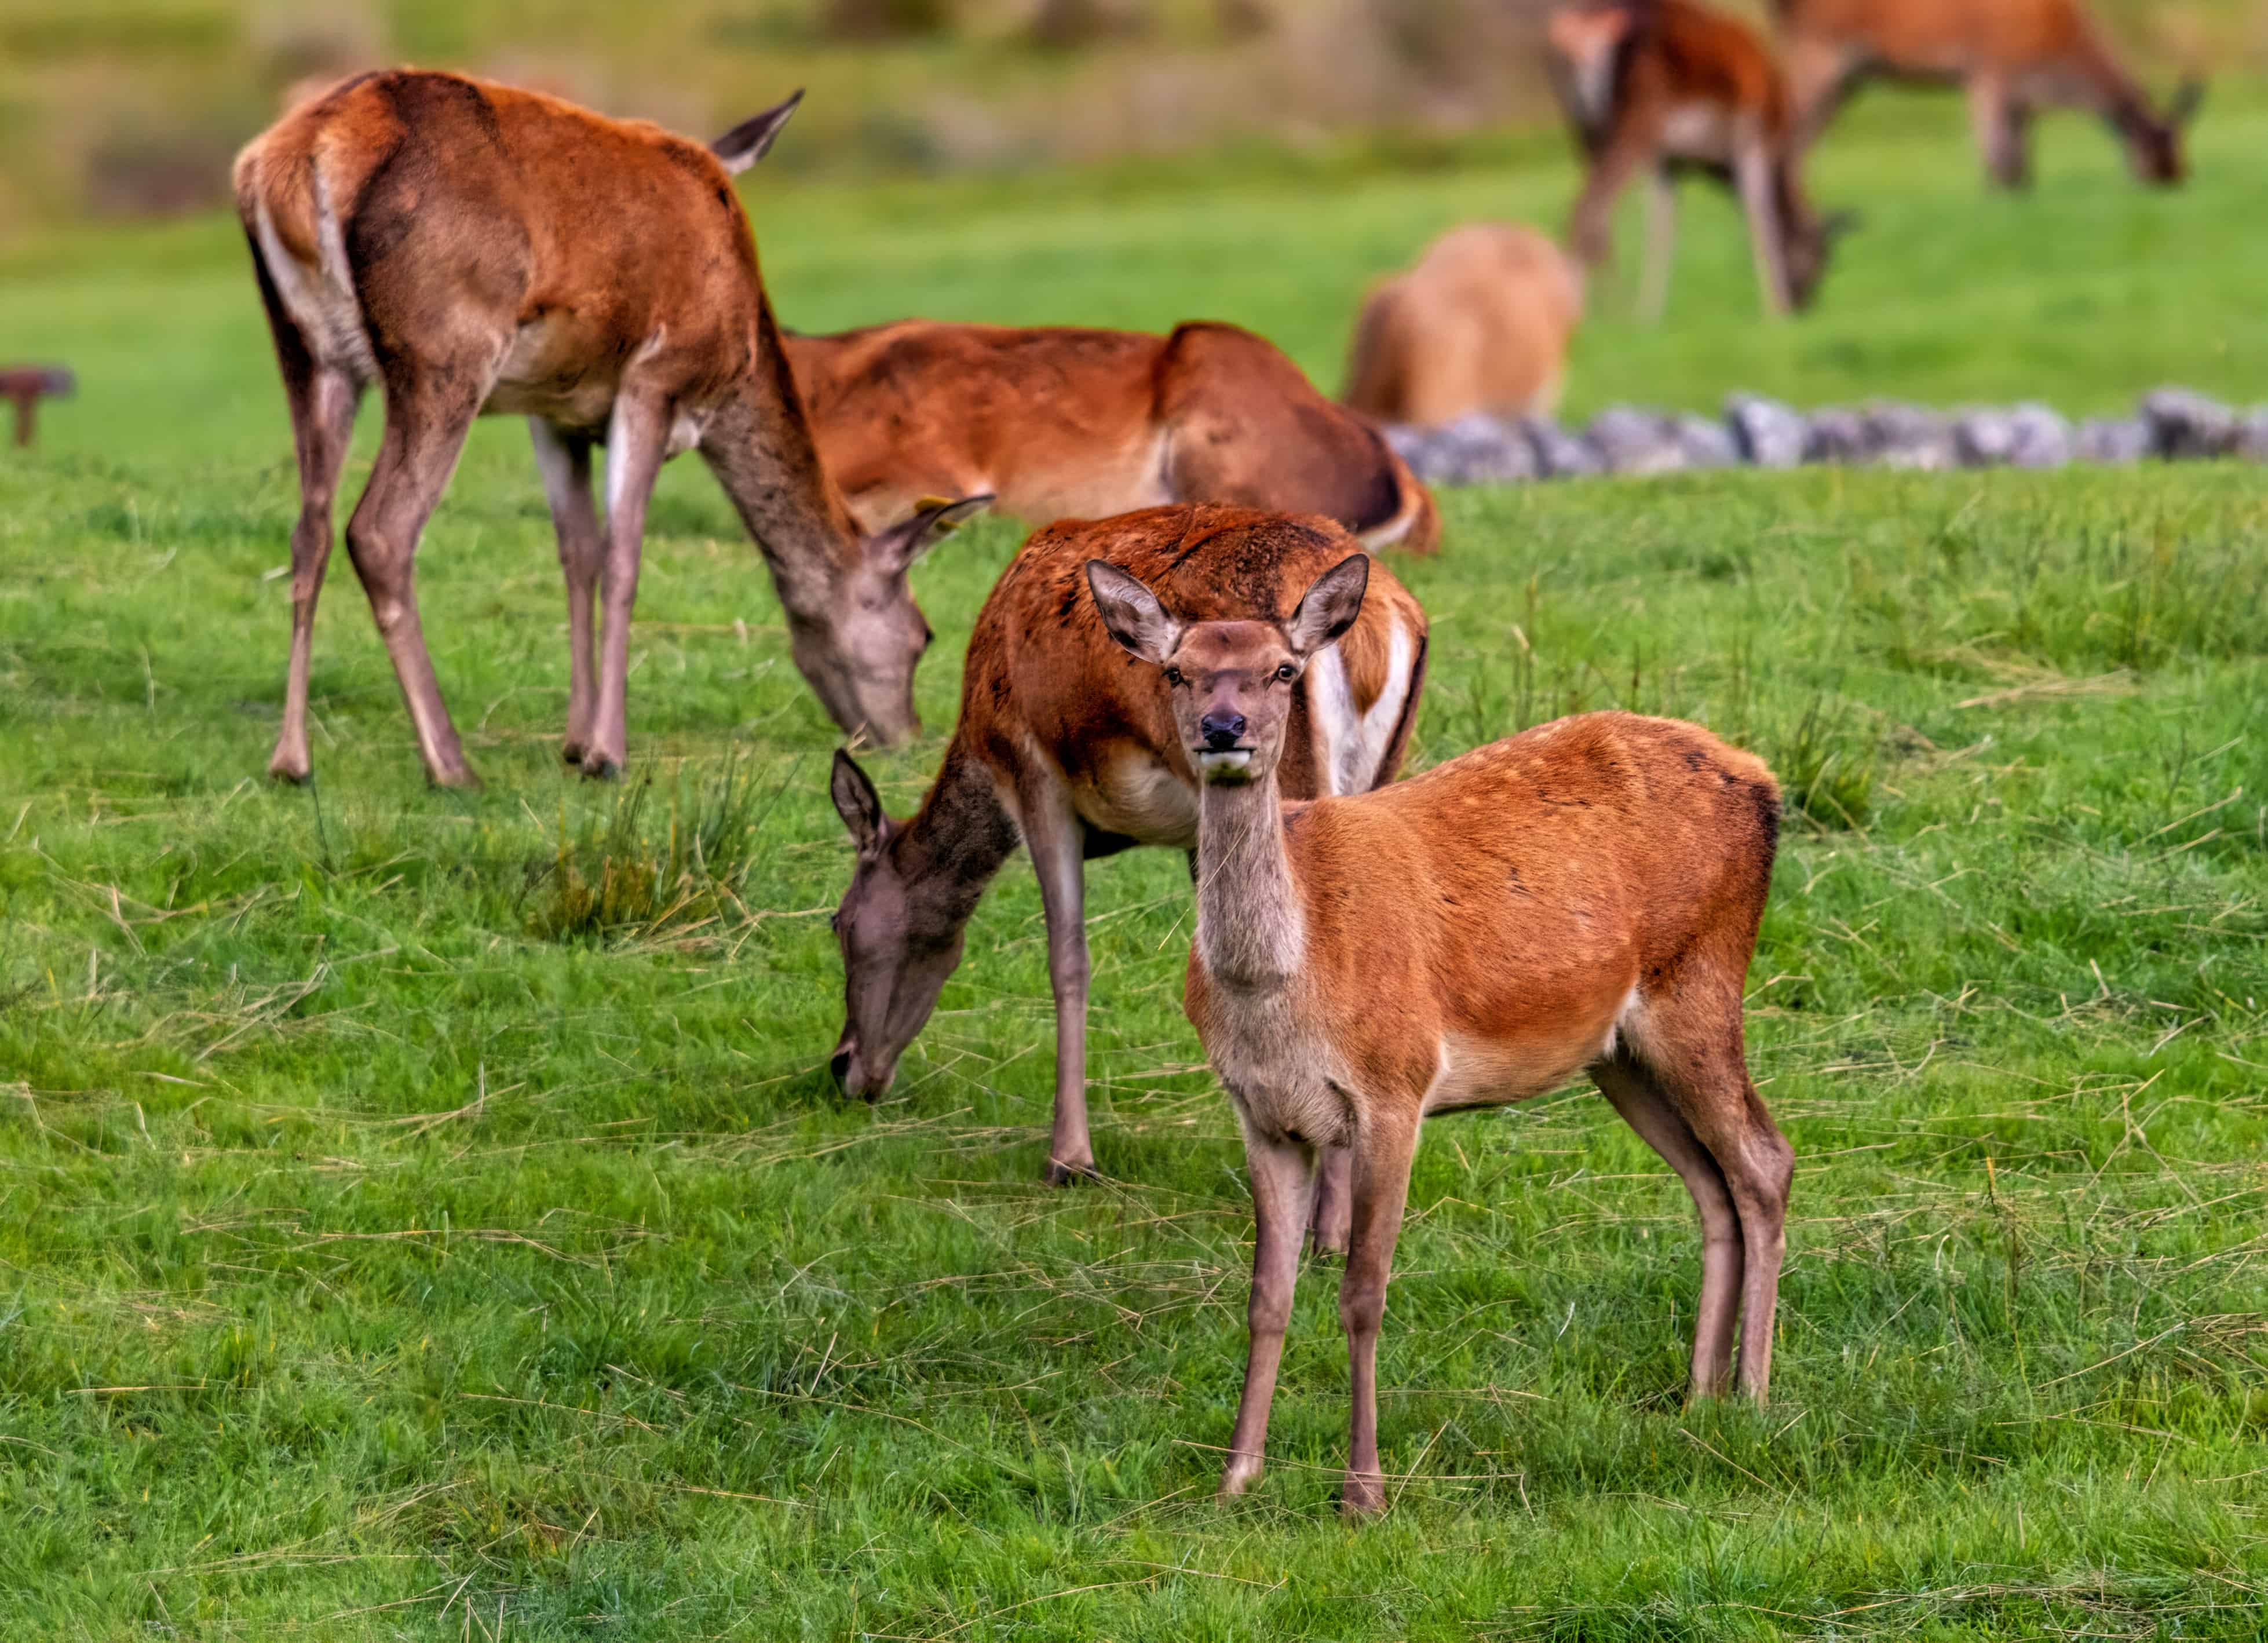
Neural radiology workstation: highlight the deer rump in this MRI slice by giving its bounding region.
[784,320,1440,553]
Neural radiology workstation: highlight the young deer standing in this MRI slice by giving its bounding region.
[1087,555,1791,1514]
[1341,222,1585,428]
[235,70,983,787]
[1772,0,2203,189]
[828,506,1427,1215]
[784,320,1440,554]
[1547,0,1854,319]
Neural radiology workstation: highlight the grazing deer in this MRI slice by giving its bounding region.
[1341,222,1584,429]
[1087,554,1790,1514]
[1547,0,1854,319]
[828,505,1427,1221]
[784,320,1440,554]
[235,70,983,787]
[1772,0,2203,189]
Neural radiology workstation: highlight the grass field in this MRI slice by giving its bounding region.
[5,90,2268,1640]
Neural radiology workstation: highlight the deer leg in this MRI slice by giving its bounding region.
[1340,1111,1419,1516]
[1638,167,1678,325]
[1967,72,2027,189]
[1734,141,1795,320]
[269,367,363,784]
[1784,40,1860,158]
[342,372,487,788]
[1220,1125,1318,1499]
[1566,115,1658,273]
[1646,1024,1793,1402]
[581,397,670,779]
[529,420,602,765]
[1309,1145,1353,1258]
[1021,779,1096,1184]
[1594,1056,1744,1398]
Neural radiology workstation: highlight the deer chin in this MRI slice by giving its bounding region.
[1197,749,1256,783]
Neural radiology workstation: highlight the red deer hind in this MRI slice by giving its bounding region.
[1548,0,1855,319]
[786,320,1441,554]
[1773,0,2203,189]
[827,505,1427,1221]
[1088,553,1791,1514]
[235,71,983,788]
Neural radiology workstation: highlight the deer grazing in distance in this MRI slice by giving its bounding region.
[828,505,1427,1221]
[1547,0,1855,319]
[1087,554,1790,1514]
[1772,0,2203,189]
[784,320,1440,554]
[235,70,984,788]
[1341,222,1584,429]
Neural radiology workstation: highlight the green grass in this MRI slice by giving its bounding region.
[4,96,2268,1641]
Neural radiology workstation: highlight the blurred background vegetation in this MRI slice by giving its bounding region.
[0,0,2257,233]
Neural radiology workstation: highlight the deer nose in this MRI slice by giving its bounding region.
[1200,711,1246,751]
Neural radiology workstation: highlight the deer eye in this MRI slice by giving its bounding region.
[1275,663,1298,682]
[1163,667,1184,687]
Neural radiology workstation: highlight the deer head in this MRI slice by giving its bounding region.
[1785,207,1859,312]
[1085,553,1371,787]
[2129,78,2204,185]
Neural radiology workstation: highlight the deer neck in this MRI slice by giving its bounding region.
[897,746,1021,937]
[1195,764,1305,992]
[703,296,868,622]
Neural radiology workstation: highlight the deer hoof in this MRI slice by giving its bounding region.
[1218,1459,1263,1499]
[1042,1157,1097,1187]
[1341,1472,1386,1518]
[267,758,312,786]
[429,766,484,793]
[579,753,622,782]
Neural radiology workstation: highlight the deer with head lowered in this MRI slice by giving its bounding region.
[827,505,1427,1220]
[1086,553,1792,1514]
[235,70,984,787]
[786,319,1440,554]
[1773,0,2203,190]
[1548,0,1856,320]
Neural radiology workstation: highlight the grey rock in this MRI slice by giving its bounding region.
[1864,402,1956,470]
[2141,386,2240,459]
[1586,407,1690,476]
[2005,403,2073,468]
[1725,393,1807,469]
[2076,417,2150,465]
[1803,406,1872,463]
[1674,414,1740,469]
[2237,407,2268,462]
[1953,408,2021,467]
[1426,413,1538,485]
[1521,417,1604,479]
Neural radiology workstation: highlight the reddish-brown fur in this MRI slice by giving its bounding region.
[235,70,973,787]
[828,505,1427,1203]
[1341,222,1584,428]
[784,320,1441,554]
[1089,554,1790,1513]
[1548,0,1852,318]
[1773,0,2201,187]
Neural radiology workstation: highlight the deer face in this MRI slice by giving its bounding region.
[826,751,965,1101]
[1785,209,1859,312]
[1084,554,1372,788]
[793,496,991,747]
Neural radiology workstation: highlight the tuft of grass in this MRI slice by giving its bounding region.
[1766,696,1878,831]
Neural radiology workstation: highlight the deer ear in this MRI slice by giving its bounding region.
[831,749,886,853]
[1084,561,1181,665]
[1287,553,1370,656]
[870,493,992,573]
[712,89,805,176]
[2169,77,2206,128]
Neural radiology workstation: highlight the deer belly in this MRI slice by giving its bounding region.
[1425,1003,1624,1113]
[1073,751,1197,848]
[1660,102,1738,164]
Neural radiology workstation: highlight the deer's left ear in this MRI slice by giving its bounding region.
[712,89,805,175]
[1085,561,1182,665]
[831,749,888,854]
[1287,553,1371,656]
[870,494,992,572]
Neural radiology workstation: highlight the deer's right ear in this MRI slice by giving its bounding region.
[831,749,886,853]
[870,493,993,573]
[712,88,805,175]
[1084,561,1181,665]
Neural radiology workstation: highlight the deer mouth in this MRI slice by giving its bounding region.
[1194,747,1256,782]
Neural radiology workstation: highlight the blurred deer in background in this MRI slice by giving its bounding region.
[1771,0,2203,188]
[1089,552,1792,1515]
[1548,0,1855,319]
[1341,223,1584,429]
